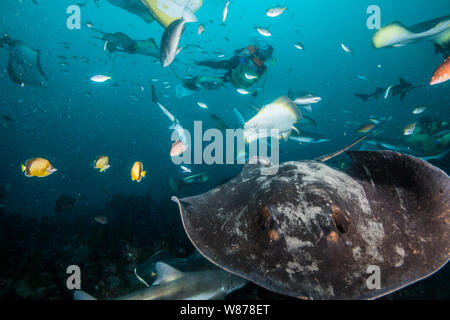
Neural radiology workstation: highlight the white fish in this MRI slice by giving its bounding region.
[103,40,108,51]
[244,73,258,80]
[180,165,191,173]
[266,6,286,17]
[236,88,251,95]
[403,123,417,136]
[412,105,427,114]
[197,102,208,109]
[222,1,230,23]
[90,75,111,83]
[357,75,367,80]
[384,85,393,99]
[341,43,352,54]
[256,26,272,37]
[294,42,304,50]
[244,96,302,143]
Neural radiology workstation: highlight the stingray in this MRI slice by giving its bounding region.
[107,0,155,23]
[173,150,449,299]
[0,35,48,87]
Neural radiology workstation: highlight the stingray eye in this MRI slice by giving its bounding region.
[269,230,280,241]
[331,205,351,234]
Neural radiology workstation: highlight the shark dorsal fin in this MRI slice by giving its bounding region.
[153,262,185,285]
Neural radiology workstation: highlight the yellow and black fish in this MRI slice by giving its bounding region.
[21,157,57,177]
[93,155,110,172]
[131,161,146,182]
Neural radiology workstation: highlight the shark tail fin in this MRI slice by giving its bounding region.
[233,108,246,127]
[153,262,185,285]
[354,93,369,102]
[372,22,412,48]
[151,84,159,104]
[73,290,97,300]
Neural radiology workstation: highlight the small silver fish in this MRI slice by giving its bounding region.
[256,26,272,37]
[266,6,287,17]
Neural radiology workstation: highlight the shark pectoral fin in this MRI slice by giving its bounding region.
[176,47,183,56]
[209,292,226,300]
[153,262,185,285]
[73,290,97,300]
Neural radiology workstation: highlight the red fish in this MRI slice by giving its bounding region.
[430,57,450,86]
[170,140,187,157]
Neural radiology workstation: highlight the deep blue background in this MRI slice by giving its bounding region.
[0,0,449,215]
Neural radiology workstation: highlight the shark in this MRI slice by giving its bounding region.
[90,28,159,58]
[354,78,421,102]
[74,251,248,300]
[354,87,385,102]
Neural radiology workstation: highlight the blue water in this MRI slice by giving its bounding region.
[0,0,449,299]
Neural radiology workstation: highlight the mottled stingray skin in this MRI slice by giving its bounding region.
[173,151,449,299]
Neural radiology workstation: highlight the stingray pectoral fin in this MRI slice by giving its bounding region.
[347,150,449,198]
[346,151,449,289]
[372,22,412,48]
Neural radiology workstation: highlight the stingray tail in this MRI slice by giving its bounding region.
[316,117,390,162]
[354,93,369,102]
